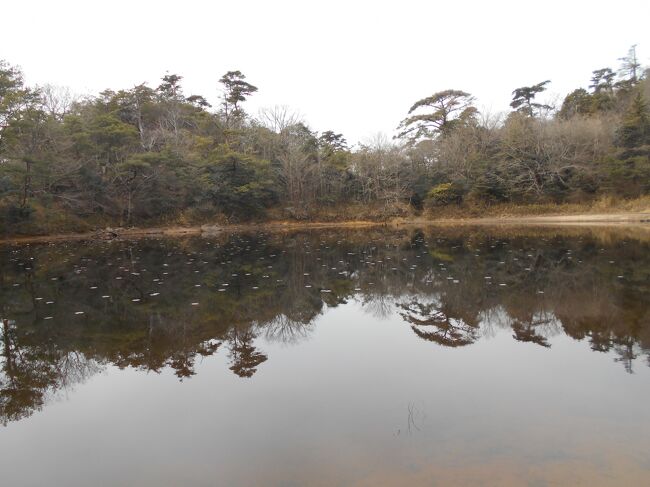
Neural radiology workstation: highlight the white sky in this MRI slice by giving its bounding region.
[3,0,649,145]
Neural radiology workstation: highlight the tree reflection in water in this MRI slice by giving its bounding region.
[398,299,479,347]
[2,226,650,424]
[227,328,268,378]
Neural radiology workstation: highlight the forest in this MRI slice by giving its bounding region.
[1,46,649,235]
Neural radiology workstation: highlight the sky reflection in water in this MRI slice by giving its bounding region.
[1,226,649,486]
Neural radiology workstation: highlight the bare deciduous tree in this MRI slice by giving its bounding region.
[257,105,303,134]
[39,84,76,120]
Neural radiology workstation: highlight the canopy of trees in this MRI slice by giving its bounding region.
[0,46,648,235]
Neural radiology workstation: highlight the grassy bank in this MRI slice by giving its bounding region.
[1,196,650,244]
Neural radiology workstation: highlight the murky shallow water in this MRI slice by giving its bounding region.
[1,226,649,486]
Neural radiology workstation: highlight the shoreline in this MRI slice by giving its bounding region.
[2,212,650,245]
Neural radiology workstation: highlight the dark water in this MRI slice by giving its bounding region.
[1,226,650,486]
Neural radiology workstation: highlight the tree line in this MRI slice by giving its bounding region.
[1,46,649,234]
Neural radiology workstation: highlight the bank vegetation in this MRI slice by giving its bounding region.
[1,46,649,236]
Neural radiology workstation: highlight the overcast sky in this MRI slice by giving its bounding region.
[4,0,649,144]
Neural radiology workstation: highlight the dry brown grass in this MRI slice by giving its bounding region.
[2,196,650,243]
[425,195,650,219]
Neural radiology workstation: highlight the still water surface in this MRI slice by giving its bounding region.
[1,227,649,486]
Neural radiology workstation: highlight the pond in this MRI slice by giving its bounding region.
[1,226,649,486]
